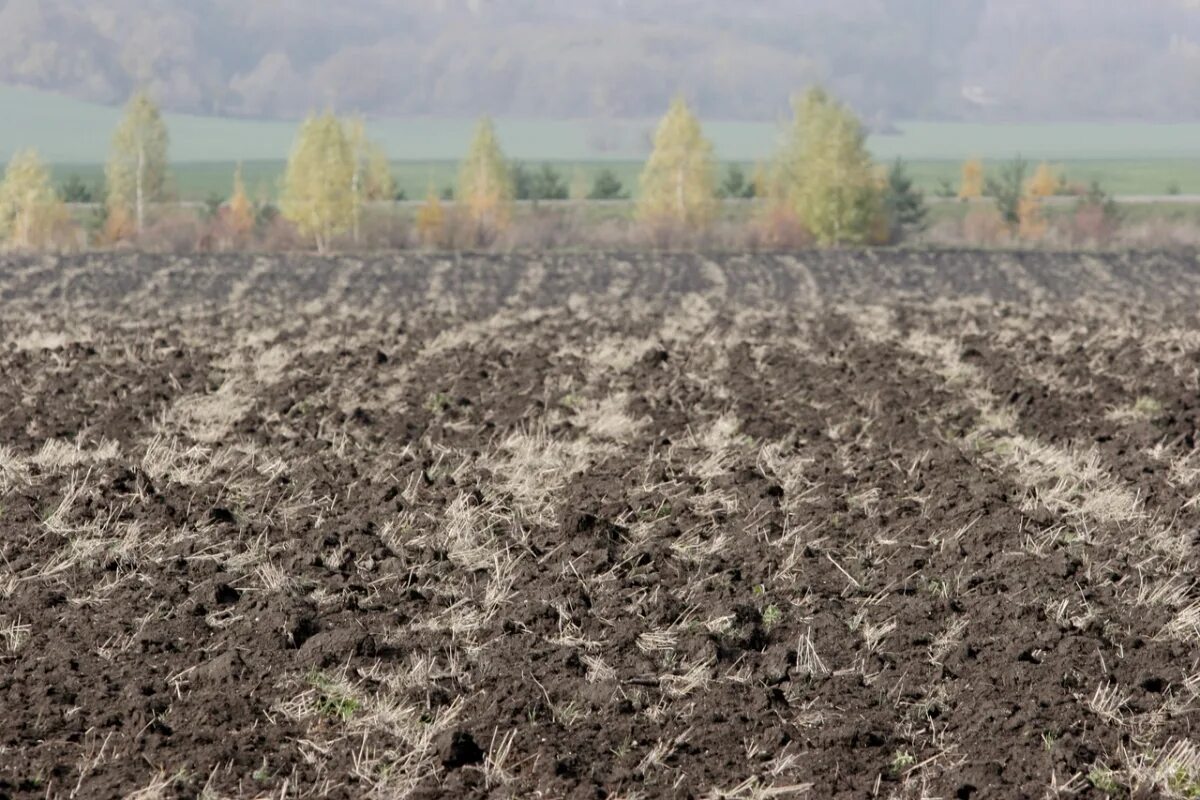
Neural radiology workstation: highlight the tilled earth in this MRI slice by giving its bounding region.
[2,252,1200,799]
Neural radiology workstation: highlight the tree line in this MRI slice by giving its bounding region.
[0,88,1120,252]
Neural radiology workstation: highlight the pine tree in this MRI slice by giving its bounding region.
[457,117,514,240]
[958,158,984,200]
[984,157,1028,229]
[106,90,169,236]
[588,168,627,200]
[530,164,568,203]
[637,97,716,230]
[881,159,928,243]
[0,149,69,250]
[719,164,756,199]
[281,112,356,252]
[768,87,881,246]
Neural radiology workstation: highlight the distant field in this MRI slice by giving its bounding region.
[48,161,644,204]
[48,159,1200,203]
[7,85,1200,199]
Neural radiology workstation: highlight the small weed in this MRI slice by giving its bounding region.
[550,700,583,728]
[1166,767,1200,796]
[636,503,672,521]
[424,392,453,415]
[307,671,360,722]
[611,737,636,758]
[1087,767,1121,795]
[1167,766,1200,798]
[1106,395,1164,424]
[1,616,31,656]
[315,692,359,721]
[762,604,782,631]
[1134,396,1163,417]
[889,750,916,774]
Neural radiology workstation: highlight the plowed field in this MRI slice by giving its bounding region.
[2,251,1200,799]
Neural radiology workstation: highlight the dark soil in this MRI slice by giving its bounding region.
[1,252,1199,799]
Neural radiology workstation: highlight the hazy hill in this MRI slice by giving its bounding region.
[1,0,1199,122]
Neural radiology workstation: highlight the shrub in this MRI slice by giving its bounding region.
[259,215,303,251]
[100,204,137,245]
[1062,181,1121,245]
[749,203,813,250]
[138,208,205,253]
[1017,195,1047,241]
[961,206,1009,246]
[497,208,586,250]
[415,190,447,249]
[356,206,411,250]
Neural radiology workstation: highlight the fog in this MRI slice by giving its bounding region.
[1,0,1198,122]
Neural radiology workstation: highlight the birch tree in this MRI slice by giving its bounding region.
[766,87,881,245]
[280,112,355,252]
[0,149,69,249]
[106,91,169,236]
[636,96,716,230]
[457,117,513,240]
[346,117,396,243]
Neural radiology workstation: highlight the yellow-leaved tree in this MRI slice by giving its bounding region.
[767,87,881,246]
[1027,162,1060,198]
[106,90,169,237]
[224,164,255,241]
[958,158,984,200]
[415,185,447,248]
[1012,162,1058,241]
[281,112,356,252]
[457,117,513,242]
[636,96,716,231]
[1017,194,1047,240]
[346,118,396,242]
[0,149,70,250]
